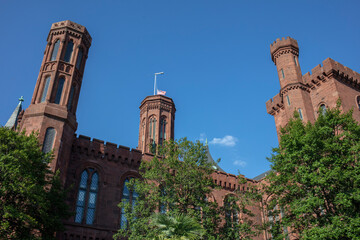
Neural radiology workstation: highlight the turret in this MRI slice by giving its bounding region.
[138,95,176,154]
[270,37,303,88]
[19,20,92,182]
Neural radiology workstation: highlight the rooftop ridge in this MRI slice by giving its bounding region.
[302,58,360,88]
[73,135,142,167]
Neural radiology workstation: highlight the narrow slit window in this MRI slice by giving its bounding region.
[286,95,291,106]
[41,76,51,103]
[54,78,65,104]
[42,127,56,153]
[298,108,303,120]
[51,40,60,61]
[281,69,285,79]
[68,85,75,111]
[76,48,83,69]
[64,40,74,63]
[294,56,298,66]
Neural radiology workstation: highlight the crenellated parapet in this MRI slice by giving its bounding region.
[72,135,142,167]
[266,93,284,115]
[270,37,299,64]
[211,171,256,192]
[302,58,360,89]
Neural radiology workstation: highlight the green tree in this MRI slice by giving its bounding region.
[150,213,205,240]
[114,138,221,239]
[0,127,71,240]
[266,104,360,239]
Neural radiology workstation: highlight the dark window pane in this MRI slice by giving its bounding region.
[41,77,51,103]
[68,86,75,111]
[54,78,65,104]
[51,40,60,61]
[42,127,56,153]
[79,171,88,189]
[64,40,74,63]
[86,208,95,225]
[75,206,84,223]
[90,172,98,191]
[76,48,83,69]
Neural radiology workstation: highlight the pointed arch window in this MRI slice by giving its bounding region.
[64,40,74,63]
[54,77,65,104]
[224,195,239,227]
[42,127,56,153]
[51,40,60,61]
[41,76,51,103]
[120,178,138,229]
[149,117,157,143]
[76,48,83,69]
[319,104,326,116]
[75,168,99,225]
[159,118,167,145]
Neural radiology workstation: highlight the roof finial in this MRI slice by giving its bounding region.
[19,96,24,102]
[205,138,208,146]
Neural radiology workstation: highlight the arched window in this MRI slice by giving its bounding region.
[64,40,74,63]
[120,178,138,229]
[224,195,239,227]
[149,117,157,142]
[159,118,167,145]
[75,168,99,225]
[319,104,326,115]
[41,76,51,103]
[42,127,56,153]
[54,77,65,104]
[76,48,83,69]
[51,40,60,61]
[67,85,75,111]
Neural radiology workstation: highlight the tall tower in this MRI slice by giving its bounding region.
[267,37,315,136]
[138,95,176,154]
[20,20,92,181]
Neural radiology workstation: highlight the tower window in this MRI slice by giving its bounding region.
[286,95,291,106]
[298,108,303,120]
[68,85,75,111]
[76,48,83,69]
[42,127,56,153]
[356,96,360,110]
[281,69,285,79]
[294,56,298,66]
[54,77,65,104]
[41,76,51,103]
[159,118,167,145]
[75,168,99,225]
[319,104,326,115]
[64,40,74,63]
[51,40,60,61]
[149,117,157,143]
[120,178,138,229]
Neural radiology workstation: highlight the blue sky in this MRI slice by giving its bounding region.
[1,1,359,178]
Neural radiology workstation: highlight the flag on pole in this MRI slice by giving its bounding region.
[157,89,166,95]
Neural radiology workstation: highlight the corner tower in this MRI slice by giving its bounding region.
[20,20,92,180]
[138,95,176,154]
[267,37,315,137]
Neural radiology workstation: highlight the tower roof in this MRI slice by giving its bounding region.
[4,96,24,129]
[205,140,224,172]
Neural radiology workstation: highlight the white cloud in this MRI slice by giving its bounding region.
[209,135,238,147]
[233,160,246,167]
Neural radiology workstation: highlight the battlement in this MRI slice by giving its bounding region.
[270,37,299,62]
[72,134,142,167]
[302,58,360,88]
[49,20,92,44]
[211,170,256,191]
[266,93,283,115]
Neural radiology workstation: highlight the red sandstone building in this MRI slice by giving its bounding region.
[4,20,360,240]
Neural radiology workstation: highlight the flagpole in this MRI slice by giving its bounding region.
[153,72,164,95]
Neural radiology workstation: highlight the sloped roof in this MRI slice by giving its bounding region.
[252,169,273,181]
[4,97,24,129]
[205,141,225,172]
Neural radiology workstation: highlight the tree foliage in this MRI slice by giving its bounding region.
[0,127,71,240]
[266,104,360,239]
[114,138,263,240]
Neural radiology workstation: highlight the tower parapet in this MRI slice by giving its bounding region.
[270,37,299,63]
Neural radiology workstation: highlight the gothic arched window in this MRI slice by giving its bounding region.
[54,77,65,104]
[319,104,326,116]
[75,168,99,225]
[159,118,167,145]
[64,40,74,63]
[51,40,60,61]
[224,195,239,227]
[41,76,51,103]
[120,178,138,229]
[42,127,56,153]
[149,117,157,143]
[76,48,83,69]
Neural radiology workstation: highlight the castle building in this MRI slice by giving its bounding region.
[4,21,360,240]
